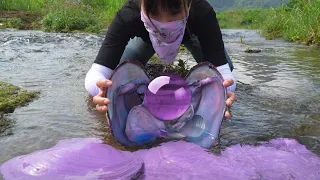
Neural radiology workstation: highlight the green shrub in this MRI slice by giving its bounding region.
[5,18,24,29]
[41,2,100,32]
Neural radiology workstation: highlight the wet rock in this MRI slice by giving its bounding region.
[0,116,14,137]
[145,63,165,80]
[244,48,262,53]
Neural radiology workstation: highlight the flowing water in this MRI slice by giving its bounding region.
[0,29,319,164]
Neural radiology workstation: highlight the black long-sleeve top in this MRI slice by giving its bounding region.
[94,0,227,70]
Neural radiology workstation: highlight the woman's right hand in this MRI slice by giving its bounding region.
[93,79,112,113]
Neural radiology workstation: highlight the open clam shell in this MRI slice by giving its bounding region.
[106,60,226,148]
[184,62,227,148]
[106,60,150,146]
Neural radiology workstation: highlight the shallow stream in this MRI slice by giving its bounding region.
[0,29,319,164]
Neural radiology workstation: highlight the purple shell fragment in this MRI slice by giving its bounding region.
[136,138,320,180]
[1,138,319,180]
[0,138,143,180]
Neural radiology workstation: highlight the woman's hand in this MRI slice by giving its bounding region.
[93,79,112,112]
[223,79,236,118]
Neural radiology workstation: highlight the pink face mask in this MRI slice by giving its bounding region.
[141,11,188,65]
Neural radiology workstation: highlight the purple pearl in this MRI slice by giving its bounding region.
[145,73,191,120]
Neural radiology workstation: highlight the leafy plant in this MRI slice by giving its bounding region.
[165,59,190,77]
[240,35,246,44]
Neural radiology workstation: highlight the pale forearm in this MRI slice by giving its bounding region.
[216,63,236,92]
[85,63,113,96]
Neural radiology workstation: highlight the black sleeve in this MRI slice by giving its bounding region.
[193,0,227,67]
[94,2,138,70]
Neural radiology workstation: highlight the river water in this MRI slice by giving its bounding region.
[0,29,319,164]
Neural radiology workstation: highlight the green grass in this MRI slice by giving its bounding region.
[41,2,100,33]
[261,0,320,46]
[217,8,269,29]
[0,0,126,33]
[0,0,47,11]
[40,0,126,33]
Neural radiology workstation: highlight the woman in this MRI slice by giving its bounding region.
[85,0,236,117]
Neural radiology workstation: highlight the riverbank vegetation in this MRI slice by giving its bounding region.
[217,0,320,46]
[0,0,125,33]
[262,0,320,45]
[0,0,319,45]
[209,0,288,11]
[217,8,268,29]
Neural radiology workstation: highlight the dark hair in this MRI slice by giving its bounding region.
[140,0,192,16]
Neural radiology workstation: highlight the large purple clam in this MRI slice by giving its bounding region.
[106,60,227,148]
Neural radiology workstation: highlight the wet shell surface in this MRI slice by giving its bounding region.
[0,138,143,180]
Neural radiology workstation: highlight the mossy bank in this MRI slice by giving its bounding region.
[0,82,40,136]
[0,81,40,114]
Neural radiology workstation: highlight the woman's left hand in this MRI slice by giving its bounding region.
[223,79,236,118]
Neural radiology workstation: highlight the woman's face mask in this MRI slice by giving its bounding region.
[141,11,188,65]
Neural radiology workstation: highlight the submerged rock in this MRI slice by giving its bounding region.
[0,81,39,137]
[244,48,262,53]
[0,82,40,114]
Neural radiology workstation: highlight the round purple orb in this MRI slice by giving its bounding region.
[144,73,191,120]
